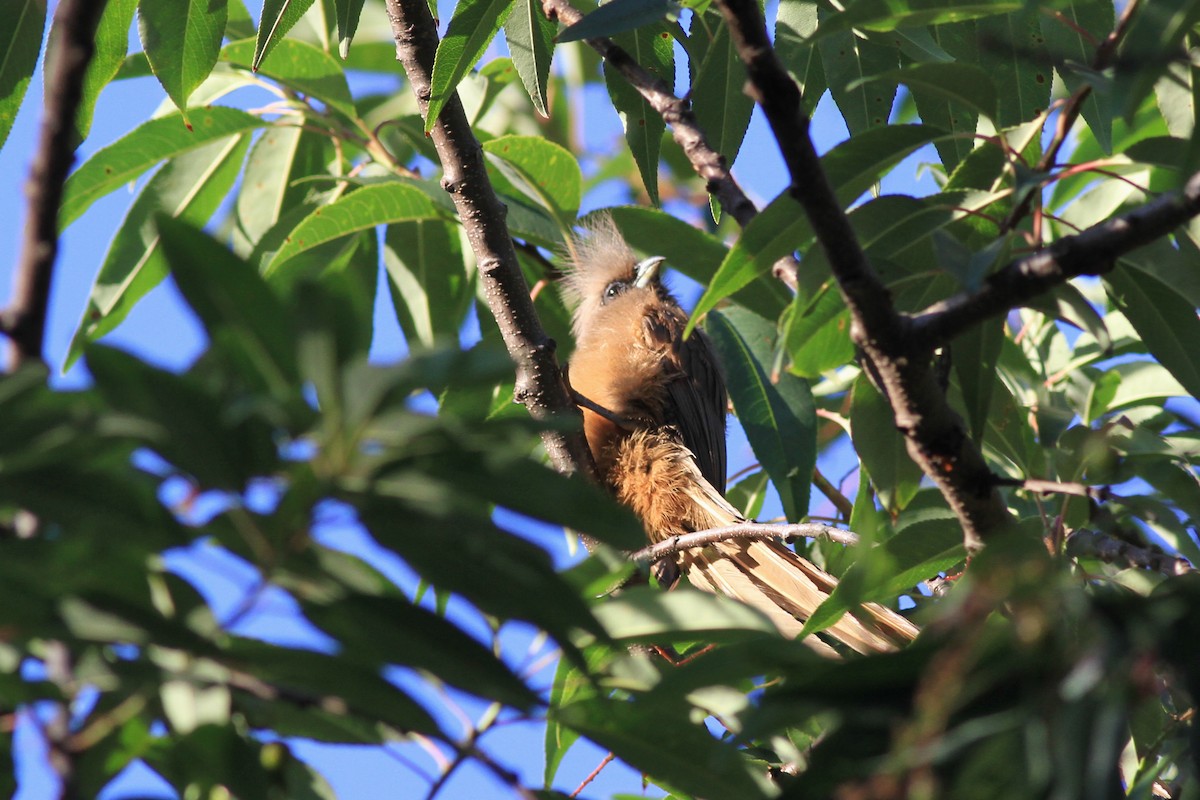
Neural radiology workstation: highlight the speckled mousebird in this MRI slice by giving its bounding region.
[562,216,918,656]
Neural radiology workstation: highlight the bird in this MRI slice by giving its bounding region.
[561,216,919,656]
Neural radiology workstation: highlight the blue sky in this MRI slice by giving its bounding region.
[0,2,945,797]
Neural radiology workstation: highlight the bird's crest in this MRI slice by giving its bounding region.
[559,214,638,311]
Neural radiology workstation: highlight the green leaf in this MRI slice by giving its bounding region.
[776,0,826,114]
[784,282,854,377]
[860,62,997,122]
[222,38,356,120]
[554,693,770,799]
[483,135,582,223]
[976,11,1052,126]
[544,657,584,788]
[819,22,898,135]
[383,220,472,347]
[604,21,673,204]
[254,0,317,70]
[0,0,46,153]
[1105,264,1200,400]
[557,0,673,42]
[334,0,366,58]
[690,193,810,327]
[66,134,251,369]
[1041,0,1114,154]
[850,374,923,511]
[1114,0,1200,120]
[156,216,299,394]
[707,310,816,522]
[302,592,538,710]
[75,0,138,141]
[592,586,779,641]
[690,11,755,167]
[138,0,228,117]
[821,123,948,203]
[86,345,279,489]
[504,0,556,116]
[952,317,1004,442]
[425,0,516,130]
[224,640,439,735]
[232,126,331,255]
[266,183,442,278]
[800,514,962,637]
[815,0,1021,35]
[359,501,606,650]
[61,107,266,228]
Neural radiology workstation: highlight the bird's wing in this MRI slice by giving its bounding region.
[642,305,728,492]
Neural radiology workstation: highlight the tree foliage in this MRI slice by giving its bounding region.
[3,0,1200,797]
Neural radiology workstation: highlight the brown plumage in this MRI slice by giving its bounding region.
[562,217,918,656]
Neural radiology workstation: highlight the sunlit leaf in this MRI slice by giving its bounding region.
[425,0,516,130]
[61,107,265,227]
[0,0,46,153]
[138,0,228,118]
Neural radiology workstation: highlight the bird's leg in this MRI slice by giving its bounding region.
[563,366,641,431]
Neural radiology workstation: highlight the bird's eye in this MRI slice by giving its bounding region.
[602,280,627,304]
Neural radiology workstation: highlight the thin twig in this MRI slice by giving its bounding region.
[997,477,1112,502]
[571,752,615,798]
[631,522,860,563]
[1065,529,1194,577]
[3,0,108,369]
[812,467,853,519]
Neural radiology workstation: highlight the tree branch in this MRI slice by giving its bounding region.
[539,0,799,289]
[714,0,1011,551]
[384,0,596,482]
[1066,529,1194,577]
[630,522,860,563]
[3,0,107,370]
[910,170,1200,346]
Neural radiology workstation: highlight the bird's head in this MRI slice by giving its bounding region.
[561,215,670,340]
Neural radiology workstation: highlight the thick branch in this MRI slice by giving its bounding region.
[384,0,595,481]
[4,0,107,370]
[911,170,1200,345]
[540,0,799,288]
[715,0,1011,550]
[630,522,860,563]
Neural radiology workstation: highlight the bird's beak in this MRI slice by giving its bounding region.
[633,256,666,288]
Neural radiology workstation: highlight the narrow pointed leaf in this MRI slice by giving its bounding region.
[0,0,46,153]
[74,0,138,141]
[708,310,816,522]
[604,22,672,203]
[850,375,923,512]
[505,0,556,116]
[334,0,366,58]
[61,107,265,227]
[425,0,516,130]
[557,0,673,42]
[254,0,317,70]
[482,135,582,221]
[222,37,356,120]
[138,0,228,116]
[690,12,755,166]
[819,23,898,135]
[1106,263,1200,400]
[266,183,441,278]
[383,219,471,347]
[66,134,251,369]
